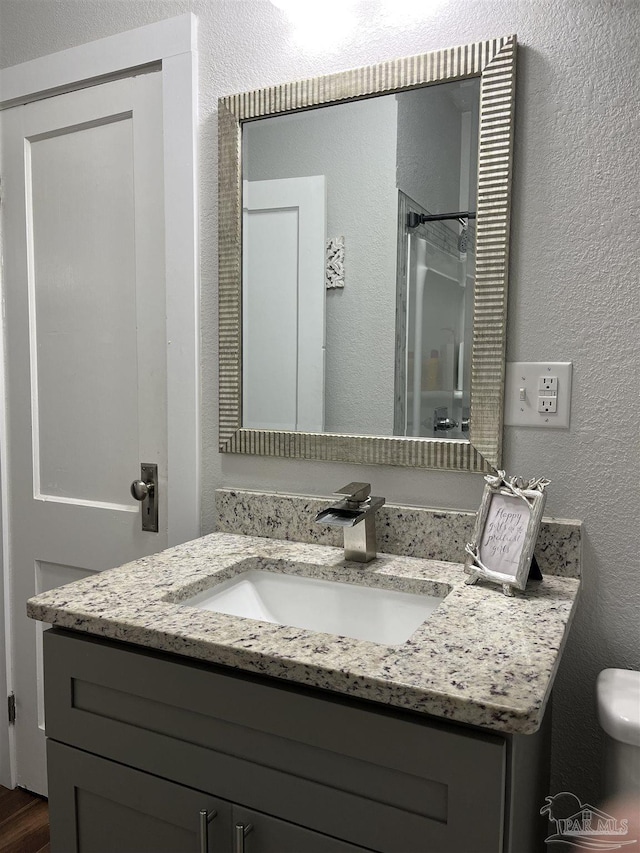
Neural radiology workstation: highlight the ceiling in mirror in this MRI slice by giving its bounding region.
[218,35,517,471]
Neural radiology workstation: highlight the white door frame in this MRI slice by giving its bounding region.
[0,13,199,788]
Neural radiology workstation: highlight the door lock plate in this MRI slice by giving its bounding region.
[132,463,158,532]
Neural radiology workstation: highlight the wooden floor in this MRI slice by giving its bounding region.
[0,786,50,853]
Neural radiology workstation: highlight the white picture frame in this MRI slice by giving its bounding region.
[465,471,549,596]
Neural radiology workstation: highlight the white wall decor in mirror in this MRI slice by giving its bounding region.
[219,35,516,471]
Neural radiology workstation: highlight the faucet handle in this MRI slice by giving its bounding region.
[335,482,371,504]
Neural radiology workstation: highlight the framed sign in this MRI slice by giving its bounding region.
[465,471,549,595]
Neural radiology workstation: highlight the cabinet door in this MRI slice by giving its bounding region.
[47,741,231,853]
[232,805,371,853]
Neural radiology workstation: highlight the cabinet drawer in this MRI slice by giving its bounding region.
[45,629,506,852]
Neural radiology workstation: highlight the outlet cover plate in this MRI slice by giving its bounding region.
[504,362,572,428]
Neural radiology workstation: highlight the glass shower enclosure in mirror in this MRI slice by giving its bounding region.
[394,77,479,441]
[219,36,516,471]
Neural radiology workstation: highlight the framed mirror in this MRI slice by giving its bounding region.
[219,35,516,471]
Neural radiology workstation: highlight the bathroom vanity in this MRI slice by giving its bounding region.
[29,524,580,853]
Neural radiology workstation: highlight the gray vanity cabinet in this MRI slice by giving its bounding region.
[43,629,549,853]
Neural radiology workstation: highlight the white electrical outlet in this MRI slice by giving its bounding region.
[539,375,558,395]
[537,396,557,413]
[504,362,573,427]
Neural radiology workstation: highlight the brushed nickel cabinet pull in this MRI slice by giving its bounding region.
[198,808,217,853]
[234,822,253,853]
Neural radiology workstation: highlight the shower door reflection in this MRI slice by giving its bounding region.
[394,194,475,439]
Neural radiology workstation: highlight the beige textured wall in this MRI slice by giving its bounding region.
[1,0,638,806]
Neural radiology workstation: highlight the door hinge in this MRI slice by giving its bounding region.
[8,693,15,724]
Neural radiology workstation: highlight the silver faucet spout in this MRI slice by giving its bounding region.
[315,482,385,562]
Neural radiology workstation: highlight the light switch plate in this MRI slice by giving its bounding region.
[504,362,573,428]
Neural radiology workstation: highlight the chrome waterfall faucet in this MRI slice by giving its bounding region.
[315,482,385,563]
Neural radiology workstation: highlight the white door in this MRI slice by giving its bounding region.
[1,72,171,794]
[243,176,326,432]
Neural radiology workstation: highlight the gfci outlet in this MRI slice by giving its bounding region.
[504,362,572,428]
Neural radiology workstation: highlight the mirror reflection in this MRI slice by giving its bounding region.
[242,78,480,440]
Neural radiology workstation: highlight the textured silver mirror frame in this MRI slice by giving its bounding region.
[218,35,517,472]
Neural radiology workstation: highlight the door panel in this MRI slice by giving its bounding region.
[243,206,299,430]
[1,72,168,794]
[30,116,139,506]
[243,176,326,432]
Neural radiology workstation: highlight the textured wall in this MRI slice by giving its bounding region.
[397,83,464,215]
[1,0,639,807]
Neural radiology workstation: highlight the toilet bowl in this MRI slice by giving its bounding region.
[597,668,640,798]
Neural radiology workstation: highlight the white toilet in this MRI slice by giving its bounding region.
[597,668,640,798]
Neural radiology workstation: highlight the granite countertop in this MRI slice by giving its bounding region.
[27,531,580,735]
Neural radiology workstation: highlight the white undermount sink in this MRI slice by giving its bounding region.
[182,569,445,645]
